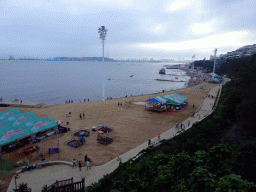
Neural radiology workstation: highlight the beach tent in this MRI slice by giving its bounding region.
[146,96,166,104]
[199,87,203,89]
[209,78,220,83]
[0,109,23,120]
[0,109,57,147]
[146,96,167,112]
[160,93,188,105]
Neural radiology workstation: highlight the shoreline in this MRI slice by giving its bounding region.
[0,69,210,107]
[42,69,202,106]
[0,79,217,169]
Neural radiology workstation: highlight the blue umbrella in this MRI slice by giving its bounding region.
[79,132,85,135]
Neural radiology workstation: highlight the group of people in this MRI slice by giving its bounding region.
[66,98,90,104]
[118,102,123,106]
[148,139,156,146]
[176,122,185,131]
[107,97,112,100]
[79,113,85,120]
[148,135,160,147]
[66,99,73,103]
[66,112,72,117]
[207,94,214,98]
[72,154,91,171]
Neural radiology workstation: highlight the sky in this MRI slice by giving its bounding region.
[0,0,255,60]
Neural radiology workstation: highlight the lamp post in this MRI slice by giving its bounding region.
[15,174,20,191]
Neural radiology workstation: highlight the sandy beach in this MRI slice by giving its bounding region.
[0,68,217,168]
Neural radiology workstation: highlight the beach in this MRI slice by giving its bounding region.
[0,80,216,167]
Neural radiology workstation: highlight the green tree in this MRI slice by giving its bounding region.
[13,182,29,192]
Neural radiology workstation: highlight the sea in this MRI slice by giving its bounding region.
[0,61,190,105]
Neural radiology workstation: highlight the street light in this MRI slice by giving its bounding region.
[15,174,20,190]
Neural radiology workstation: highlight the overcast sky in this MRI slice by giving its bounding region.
[0,0,255,60]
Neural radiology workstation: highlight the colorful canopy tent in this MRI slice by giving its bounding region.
[160,93,188,105]
[146,96,167,112]
[0,109,23,120]
[0,109,57,147]
[146,96,166,104]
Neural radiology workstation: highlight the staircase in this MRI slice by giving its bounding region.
[46,177,86,192]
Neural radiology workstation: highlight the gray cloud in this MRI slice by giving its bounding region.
[0,0,255,60]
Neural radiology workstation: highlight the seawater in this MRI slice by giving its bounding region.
[0,61,190,105]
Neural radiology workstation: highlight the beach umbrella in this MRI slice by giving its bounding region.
[79,132,85,135]
[55,120,63,125]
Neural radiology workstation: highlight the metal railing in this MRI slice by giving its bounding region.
[46,177,86,192]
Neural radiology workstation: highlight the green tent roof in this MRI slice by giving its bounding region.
[0,109,57,146]
[0,109,23,119]
[160,93,188,105]
[210,78,220,82]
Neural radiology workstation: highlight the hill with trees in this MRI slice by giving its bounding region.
[86,53,256,191]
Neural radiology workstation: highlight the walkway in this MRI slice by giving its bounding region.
[7,79,230,192]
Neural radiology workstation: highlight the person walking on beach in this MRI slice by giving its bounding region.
[72,159,76,168]
[88,98,89,102]
[69,99,70,103]
[71,100,73,103]
[79,161,82,171]
[193,104,194,108]
[84,98,86,102]
[80,114,82,120]
[148,139,151,146]
[120,102,122,106]
[83,113,85,118]
[158,134,160,141]
[87,160,91,170]
[188,120,190,127]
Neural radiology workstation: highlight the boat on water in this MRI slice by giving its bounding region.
[130,75,134,77]
[108,78,111,80]
[159,68,166,74]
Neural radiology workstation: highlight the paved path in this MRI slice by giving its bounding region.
[7,79,230,192]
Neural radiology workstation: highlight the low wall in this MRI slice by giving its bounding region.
[15,161,73,174]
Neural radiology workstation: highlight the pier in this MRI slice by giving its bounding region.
[154,79,187,82]
[0,100,45,108]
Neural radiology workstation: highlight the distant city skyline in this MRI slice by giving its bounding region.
[0,0,255,60]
